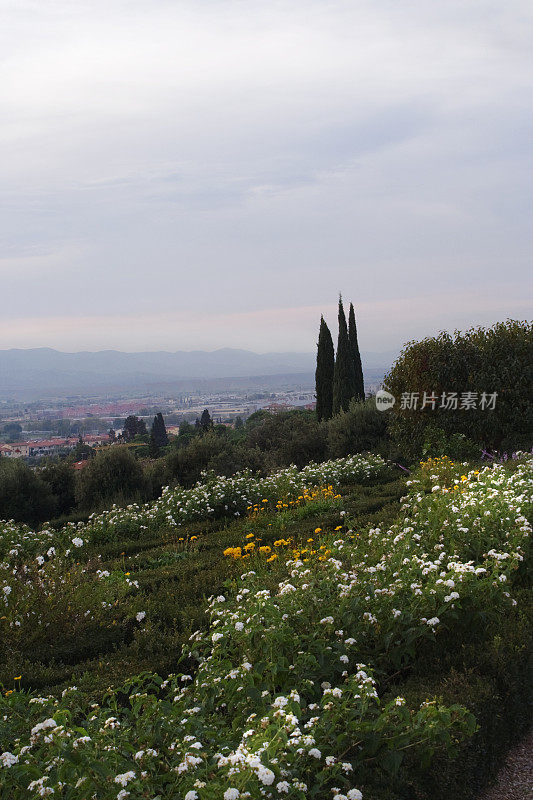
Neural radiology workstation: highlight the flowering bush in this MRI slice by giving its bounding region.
[0,454,389,563]
[0,456,530,798]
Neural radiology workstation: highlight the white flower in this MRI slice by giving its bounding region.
[257,766,275,785]
[31,718,57,736]
[2,586,11,595]
[277,781,290,793]
[212,632,223,643]
[72,537,84,547]
[224,789,240,800]
[117,791,130,800]
[347,790,363,800]
[114,771,135,787]
[235,622,244,632]
[0,752,18,767]
[426,617,440,627]
[308,748,321,759]
[184,792,198,800]
[136,611,146,622]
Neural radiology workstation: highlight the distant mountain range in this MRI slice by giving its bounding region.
[0,347,398,398]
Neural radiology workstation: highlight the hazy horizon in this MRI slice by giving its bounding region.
[2,1,532,353]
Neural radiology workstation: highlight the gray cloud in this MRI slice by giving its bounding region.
[1,0,531,350]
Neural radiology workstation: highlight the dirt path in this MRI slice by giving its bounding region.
[480,729,533,800]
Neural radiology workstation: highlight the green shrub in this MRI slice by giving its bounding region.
[75,446,148,510]
[0,459,55,525]
[328,397,389,458]
[384,319,533,461]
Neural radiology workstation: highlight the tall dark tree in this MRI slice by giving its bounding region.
[148,430,160,459]
[151,412,168,448]
[199,409,213,432]
[315,316,335,421]
[333,296,357,415]
[348,302,365,402]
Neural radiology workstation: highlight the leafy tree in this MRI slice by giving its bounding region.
[234,416,244,430]
[333,296,357,414]
[123,416,147,441]
[384,319,533,460]
[69,440,94,462]
[0,459,55,525]
[39,460,76,518]
[2,422,22,438]
[151,413,169,448]
[315,316,335,421]
[348,302,365,402]
[175,420,196,448]
[75,446,147,510]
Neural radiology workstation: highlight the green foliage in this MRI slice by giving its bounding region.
[315,315,335,421]
[384,319,533,461]
[348,302,365,402]
[2,421,22,438]
[75,446,148,510]
[150,412,168,448]
[328,398,389,458]
[421,425,479,460]
[122,415,147,441]
[1,458,530,799]
[333,296,357,414]
[0,459,55,525]
[245,410,327,470]
[39,459,76,517]
[198,408,213,432]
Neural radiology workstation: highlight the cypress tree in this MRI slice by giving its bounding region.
[199,409,213,432]
[151,412,168,448]
[315,316,335,421]
[348,302,365,402]
[148,430,160,458]
[333,296,357,414]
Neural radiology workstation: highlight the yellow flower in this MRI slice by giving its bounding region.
[335,525,343,531]
[245,533,254,539]
[190,535,198,541]
[125,572,130,576]
[259,546,271,554]
[267,554,278,562]
[314,528,322,534]
[307,538,313,543]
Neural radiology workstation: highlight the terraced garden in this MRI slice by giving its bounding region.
[0,453,531,800]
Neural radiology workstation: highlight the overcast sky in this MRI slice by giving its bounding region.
[1,0,532,354]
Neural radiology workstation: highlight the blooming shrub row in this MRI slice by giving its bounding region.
[1,456,530,799]
[0,453,389,564]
